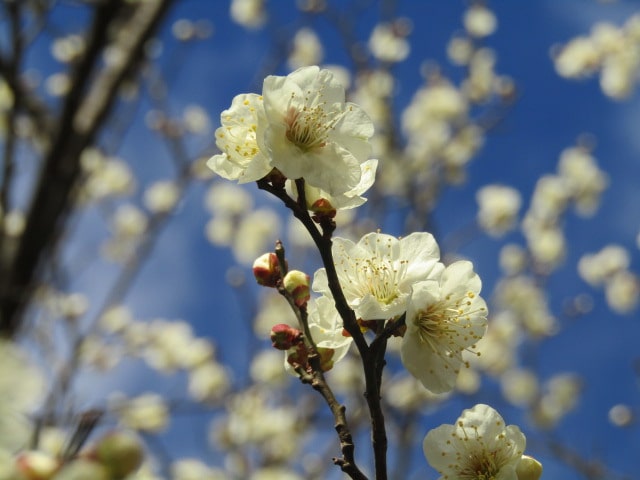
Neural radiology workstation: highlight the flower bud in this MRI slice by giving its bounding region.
[270,323,302,350]
[252,252,282,287]
[283,270,310,307]
[14,451,60,480]
[92,431,144,479]
[516,455,543,480]
[309,197,336,219]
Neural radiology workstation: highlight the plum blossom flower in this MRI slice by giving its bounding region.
[476,184,522,237]
[401,261,487,393]
[423,404,528,480]
[207,93,272,183]
[260,66,374,196]
[285,296,353,373]
[313,232,443,321]
[309,296,353,358]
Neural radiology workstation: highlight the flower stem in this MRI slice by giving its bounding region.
[258,178,391,479]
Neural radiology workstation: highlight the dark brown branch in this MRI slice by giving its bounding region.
[273,236,367,479]
[0,0,177,337]
[0,1,23,217]
[258,178,392,479]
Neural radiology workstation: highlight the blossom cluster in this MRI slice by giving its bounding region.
[210,64,541,479]
[207,65,377,214]
[313,231,488,394]
[554,14,640,99]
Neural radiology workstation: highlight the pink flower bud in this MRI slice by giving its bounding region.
[14,451,60,480]
[92,431,144,478]
[252,252,282,287]
[283,270,310,307]
[270,323,302,350]
[309,197,336,218]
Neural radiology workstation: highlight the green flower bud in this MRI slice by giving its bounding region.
[516,455,543,480]
[270,323,302,350]
[283,270,310,307]
[93,431,144,479]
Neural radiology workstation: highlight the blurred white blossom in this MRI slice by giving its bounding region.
[288,28,324,69]
[143,180,180,213]
[476,184,522,236]
[230,0,267,29]
[368,22,411,63]
[111,392,169,433]
[554,14,640,99]
[463,4,497,38]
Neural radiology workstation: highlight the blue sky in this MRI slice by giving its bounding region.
[44,0,640,478]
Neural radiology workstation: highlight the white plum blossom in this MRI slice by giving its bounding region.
[578,244,630,287]
[287,28,324,69]
[188,362,230,403]
[230,0,266,29]
[208,93,272,183]
[368,22,411,63]
[463,4,498,38]
[423,404,527,480]
[143,180,180,213]
[260,66,374,196]
[208,66,375,198]
[605,270,639,313]
[313,232,443,321]
[111,393,169,433]
[476,184,522,237]
[554,15,640,99]
[285,296,353,373]
[401,261,487,393]
[308,295,353,360]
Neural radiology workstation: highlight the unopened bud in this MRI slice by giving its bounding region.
[14,451,60,480]
[270,323,302,350]
[92,431,144,479]
[252,253,282,287]
[283,270,310,307]
[516,455,543,480]
[309,198,336,218]
[53,459,110,480]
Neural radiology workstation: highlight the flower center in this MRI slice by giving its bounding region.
[356,256,402,305]
[452,423,517,480]
[462,455,500,480]
[284,104,331,152]
[413,291,485,354]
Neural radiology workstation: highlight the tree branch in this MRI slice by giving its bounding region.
[0,0,177,337]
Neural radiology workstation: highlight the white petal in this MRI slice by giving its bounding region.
[400,332,460,393]
[441,260,481,294]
